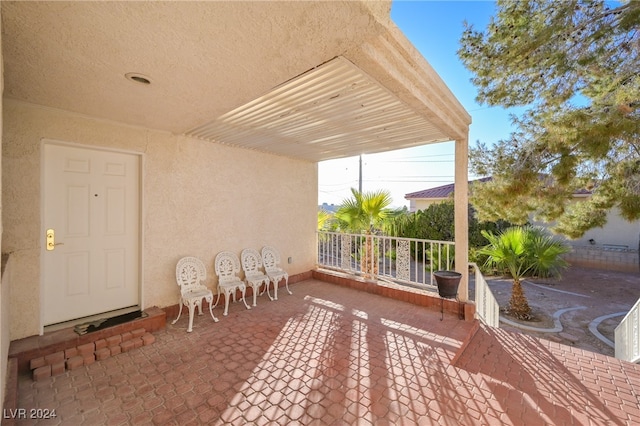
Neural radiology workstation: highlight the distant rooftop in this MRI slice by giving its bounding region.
[405,177,492,200]
[405,176,592,200]
[319,203,339,213]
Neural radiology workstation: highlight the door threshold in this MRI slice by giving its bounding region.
[44,306,140,334]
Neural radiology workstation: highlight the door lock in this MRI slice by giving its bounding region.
[46,229,63,251]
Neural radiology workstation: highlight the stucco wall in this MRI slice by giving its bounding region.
[1,257,10,409]
[0,14,7,411]
[409,199,444,213]
[528,202,640,251]
[567,207,640,250]
[2,100,318,340]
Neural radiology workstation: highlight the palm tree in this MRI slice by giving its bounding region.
[335,188,394,277]
[317,209,333,231]
[478,226,569,320]
[334,188,393,233]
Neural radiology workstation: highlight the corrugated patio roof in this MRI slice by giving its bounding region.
[185,57,453,162]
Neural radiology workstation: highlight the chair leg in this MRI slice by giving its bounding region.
[240,287,251,310]
[171,299,184,325]
[284,276,292,295]
[223,290,231,316]
[187,302,196,333]
[273,279,279,301]
[212,291,222,308]
[265,280,274,301]
[207,296,219,323]
[252,283,258,307]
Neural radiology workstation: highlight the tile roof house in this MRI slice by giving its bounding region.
[405,177,492,211]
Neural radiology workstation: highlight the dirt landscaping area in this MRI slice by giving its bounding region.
[484,266,640,357]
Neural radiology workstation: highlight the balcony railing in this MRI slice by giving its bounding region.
[471,262,500,328]
[615,297,640,363]
[317,231,455,289]
[317,231,502,328]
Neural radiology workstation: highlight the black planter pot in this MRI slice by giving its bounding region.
[433,270,462,299]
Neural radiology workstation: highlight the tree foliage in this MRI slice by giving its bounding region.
[459,0,640,238]
[334,188,395,233]
[388,201,512,248]
[386,201,513,269]
[333,188,401,277]
[317,209,333,231]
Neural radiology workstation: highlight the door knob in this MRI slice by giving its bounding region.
[46,229,63,251]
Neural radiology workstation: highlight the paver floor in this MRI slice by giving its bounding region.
[13,279,640,425]
[482,267,640,356]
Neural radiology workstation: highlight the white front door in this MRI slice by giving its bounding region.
[43,142,141,325]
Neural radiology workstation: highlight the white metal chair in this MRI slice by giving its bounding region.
[261,246,291,300]
[214,251,251,316]
[241,248,272,306]
[172,256,219,332]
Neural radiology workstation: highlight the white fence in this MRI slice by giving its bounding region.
[317,231,455,289]
[615,298,640,363]
[471,263,500,328]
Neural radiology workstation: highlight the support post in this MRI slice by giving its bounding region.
[359,154,362,193]
[454,137,469,302]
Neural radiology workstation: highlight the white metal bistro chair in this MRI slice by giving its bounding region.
[172,256,219,332]
[241,248,272,306]
[261,246,291,300]
[214,251,251,316]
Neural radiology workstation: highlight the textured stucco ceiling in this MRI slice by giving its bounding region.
[1,1,470,162]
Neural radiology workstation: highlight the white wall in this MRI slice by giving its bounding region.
[2,100,318,340]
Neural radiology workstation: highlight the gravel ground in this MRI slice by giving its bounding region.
[483,266,640,357]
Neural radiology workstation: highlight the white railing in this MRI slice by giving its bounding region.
[317,231,455,289]
[615,298,640,363]
[471,262,500,328]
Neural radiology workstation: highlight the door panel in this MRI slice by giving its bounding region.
[65,252,90,296]
[43,143,140,325]
[66,185,90,236]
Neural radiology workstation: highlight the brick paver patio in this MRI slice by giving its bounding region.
[12,279,640,425]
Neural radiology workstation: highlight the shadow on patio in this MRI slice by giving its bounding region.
[10,278,640,425]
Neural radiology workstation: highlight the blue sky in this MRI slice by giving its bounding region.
[318,1,520,208]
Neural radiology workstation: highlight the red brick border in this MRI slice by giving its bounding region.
[29,328,155,381]
[312,269,476,321]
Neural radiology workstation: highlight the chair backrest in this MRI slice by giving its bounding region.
[215,251,242,284]
[261,246,281,272]
[241,248,263,275]
[176,257,207,294]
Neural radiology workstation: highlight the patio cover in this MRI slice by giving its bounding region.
[1,0,472,299]
[1,0,470,160]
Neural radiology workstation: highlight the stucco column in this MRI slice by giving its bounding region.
[454,137,469,302]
